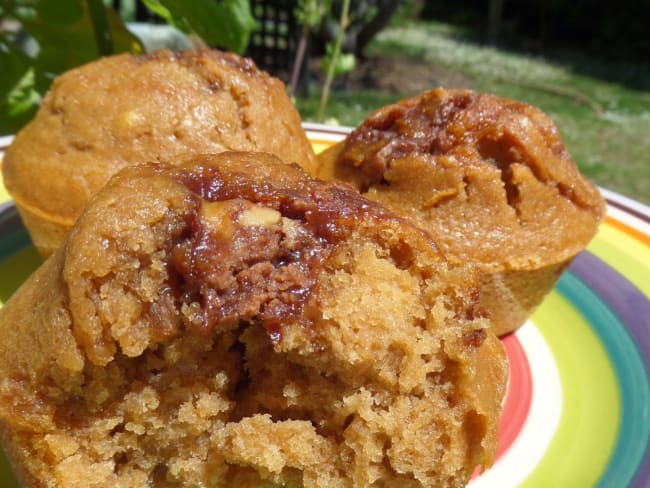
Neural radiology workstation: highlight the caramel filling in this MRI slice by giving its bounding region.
[169,198,329,341]
[160,164,385,341]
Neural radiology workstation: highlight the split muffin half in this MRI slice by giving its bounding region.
[0,152,507,487]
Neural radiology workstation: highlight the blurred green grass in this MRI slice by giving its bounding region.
[297,21,650,204]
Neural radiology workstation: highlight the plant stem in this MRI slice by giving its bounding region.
[317,0,350,122]
[86,0,113,56]
[289,21,310,98]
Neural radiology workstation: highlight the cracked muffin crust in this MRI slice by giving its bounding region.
[0,152,507,487]
[2,48,317,257]
[316,88,605,335]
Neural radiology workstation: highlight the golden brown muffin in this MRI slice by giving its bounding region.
[2,48,317,258]
[316,88,605,336]
[0,152,507,487]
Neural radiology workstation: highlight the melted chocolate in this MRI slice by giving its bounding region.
[166,162,387,341]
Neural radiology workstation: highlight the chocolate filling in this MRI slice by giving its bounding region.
[164,164,385,341]
[337,90,601,216]
[338,92,475,182]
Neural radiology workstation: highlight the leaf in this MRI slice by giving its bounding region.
[295,0,331,28]
[335,52,355,74]
[322,43,355,77]
[86,0,115,56]
[142,0,257,53]
[35,0,84,26]
[20,1,143,77]
[0,41,40,134]
[7,68,40,117]
[140,0,172,21]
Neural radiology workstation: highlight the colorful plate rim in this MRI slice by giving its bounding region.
[1,126,649,487]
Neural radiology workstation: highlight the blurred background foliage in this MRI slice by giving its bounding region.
[0,0,395,133]
[422,0,650,65]
[0,0,648,201]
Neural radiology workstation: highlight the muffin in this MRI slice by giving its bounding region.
[316,88,605,336]
[2,48,317,257]
[0,152,507,487]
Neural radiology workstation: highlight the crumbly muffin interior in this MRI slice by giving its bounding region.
[0,155,507,488]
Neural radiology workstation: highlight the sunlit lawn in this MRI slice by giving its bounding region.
[297,21,650,204]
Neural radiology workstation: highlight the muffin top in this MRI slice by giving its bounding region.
[318,88,605,268]
[2,48,317,224]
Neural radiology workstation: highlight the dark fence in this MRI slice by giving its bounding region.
[247,0,299,78]
[111,0,300,80]
[111,0,164,23]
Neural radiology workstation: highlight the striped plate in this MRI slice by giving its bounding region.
[1,126,649,487]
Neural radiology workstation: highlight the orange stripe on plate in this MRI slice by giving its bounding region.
[605,215,650,247]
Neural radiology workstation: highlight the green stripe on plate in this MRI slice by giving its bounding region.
[0,245,41,307]
[520,284,619,487]
[0,453,18,488]
[559,273,650,487]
